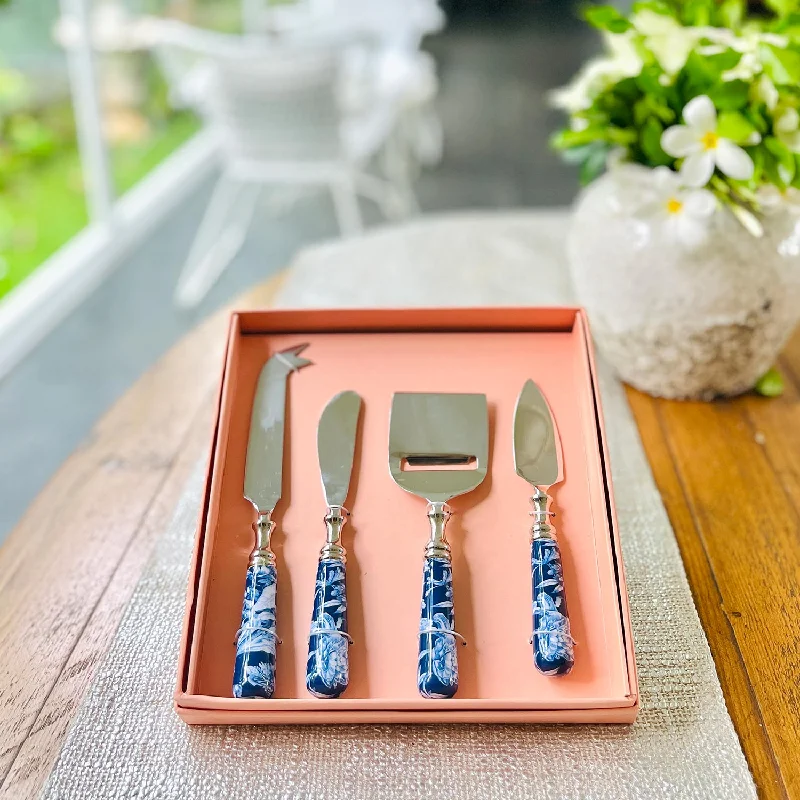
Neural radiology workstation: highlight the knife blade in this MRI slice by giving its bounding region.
[244,343,312,514]
[233,343,312,700]
[317,390,362,508]
[513,379,562,488]
[513,379,574,677]
[306,390,363,699]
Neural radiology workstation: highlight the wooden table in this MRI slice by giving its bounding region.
[1,271,798,800]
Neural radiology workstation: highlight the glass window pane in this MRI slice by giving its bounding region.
[0,0,89,300]
[92,0,240,196]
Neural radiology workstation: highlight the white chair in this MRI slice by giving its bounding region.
[148,20,417,307]
[243,0,447,169]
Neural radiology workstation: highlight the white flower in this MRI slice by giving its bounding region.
[549,32,642,113]
[775,107,800,153]
[696,29,788,82]
[549,59,610,113]
[631,10,707,75]
[722,50,761,82]
[638,167,717,247]
[752,74,779,111]
[661,95,755,187]
[757,185,800,215]
[605,30,644,75]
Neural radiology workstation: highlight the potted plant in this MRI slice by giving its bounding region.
[551,0,800,399]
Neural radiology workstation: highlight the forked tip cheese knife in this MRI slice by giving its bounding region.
[232,343,313,699]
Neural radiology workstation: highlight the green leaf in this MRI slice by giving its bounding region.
[750,145,765,184]
[640,116,672,166]
[759,43,800,84]
[634,96,673,126]
[550,127,605,149]
[765,136,796,183]
[754,367,784,397]
[633,99,649,128]
[774,12,800,40]
[765,0,800,19]
[635,65,666,97]
[745,105,770,134]
[704,49,743,73]
[717,111,758,144]
[680,0,714,26]
[612,77,641,103]
[632,1,674,16]
[579,142,611,185]
[560,143,598,164]
[762,148,784,185]
[606,126,639,146]
[583,5,632,33]
[681,50,741,96]
[709,80,750,111]
[717,0,745,28]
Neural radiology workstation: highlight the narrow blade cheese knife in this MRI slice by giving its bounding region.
[513,379,575,676]
[306,390,363,698]
[232,343,313,699]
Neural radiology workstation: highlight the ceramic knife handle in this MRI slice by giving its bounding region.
[306,556,351,698]
[232,562,278,697]
[417,503,465,699]
[233,514,279,698]
[531,536,575,676]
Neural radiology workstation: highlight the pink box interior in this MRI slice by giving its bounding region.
[177,308,637,722]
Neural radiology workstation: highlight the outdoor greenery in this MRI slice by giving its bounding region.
[0,110,199,301]
[550,0,800,235]
[0,54,200,302]
[0,0,242,303]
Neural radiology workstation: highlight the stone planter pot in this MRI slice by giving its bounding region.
[567,165,800,400]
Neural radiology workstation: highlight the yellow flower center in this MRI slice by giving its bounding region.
[666,197,684,215]
[700,131,719,151]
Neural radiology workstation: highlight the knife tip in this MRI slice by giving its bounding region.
[277,343,313,371]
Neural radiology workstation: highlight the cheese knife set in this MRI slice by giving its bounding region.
[232,344,574,701]
[175,308,638,725]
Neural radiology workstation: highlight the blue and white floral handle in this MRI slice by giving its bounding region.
[530,488,575,675]
[417,502,466,699]
[306,506,352,698]
[233,513,279,698]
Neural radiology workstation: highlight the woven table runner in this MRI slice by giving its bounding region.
[42,211,756,799]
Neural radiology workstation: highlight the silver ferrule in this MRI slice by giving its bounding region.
[530,487,556,541]
[424,501,452,560]
[319,505,348,562]
[249,511,276,567]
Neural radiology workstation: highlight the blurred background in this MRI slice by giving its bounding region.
[0,0,599,541]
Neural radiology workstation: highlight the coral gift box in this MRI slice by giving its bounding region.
[174,307,639,724]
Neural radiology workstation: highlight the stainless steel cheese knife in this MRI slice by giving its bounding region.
[232,343,313,699]
[513,379,575,676]
[306,390,363,698]
[389,392,489,699]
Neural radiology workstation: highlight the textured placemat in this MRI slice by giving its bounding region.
[42,212,756,799]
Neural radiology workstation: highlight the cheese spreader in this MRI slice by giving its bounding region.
[306,390,363,699]
[513,379,575,676]
[232,343,313,699]
[388,392,488,699]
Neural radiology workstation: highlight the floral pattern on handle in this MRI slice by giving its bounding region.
[232,563,278,698]
[531,538,574,675]
[418,557,459,698]
[306,559,349,698]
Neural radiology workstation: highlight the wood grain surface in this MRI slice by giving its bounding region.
[0,276,284,800]
[0,270,797,799]
[626,332,800,800]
